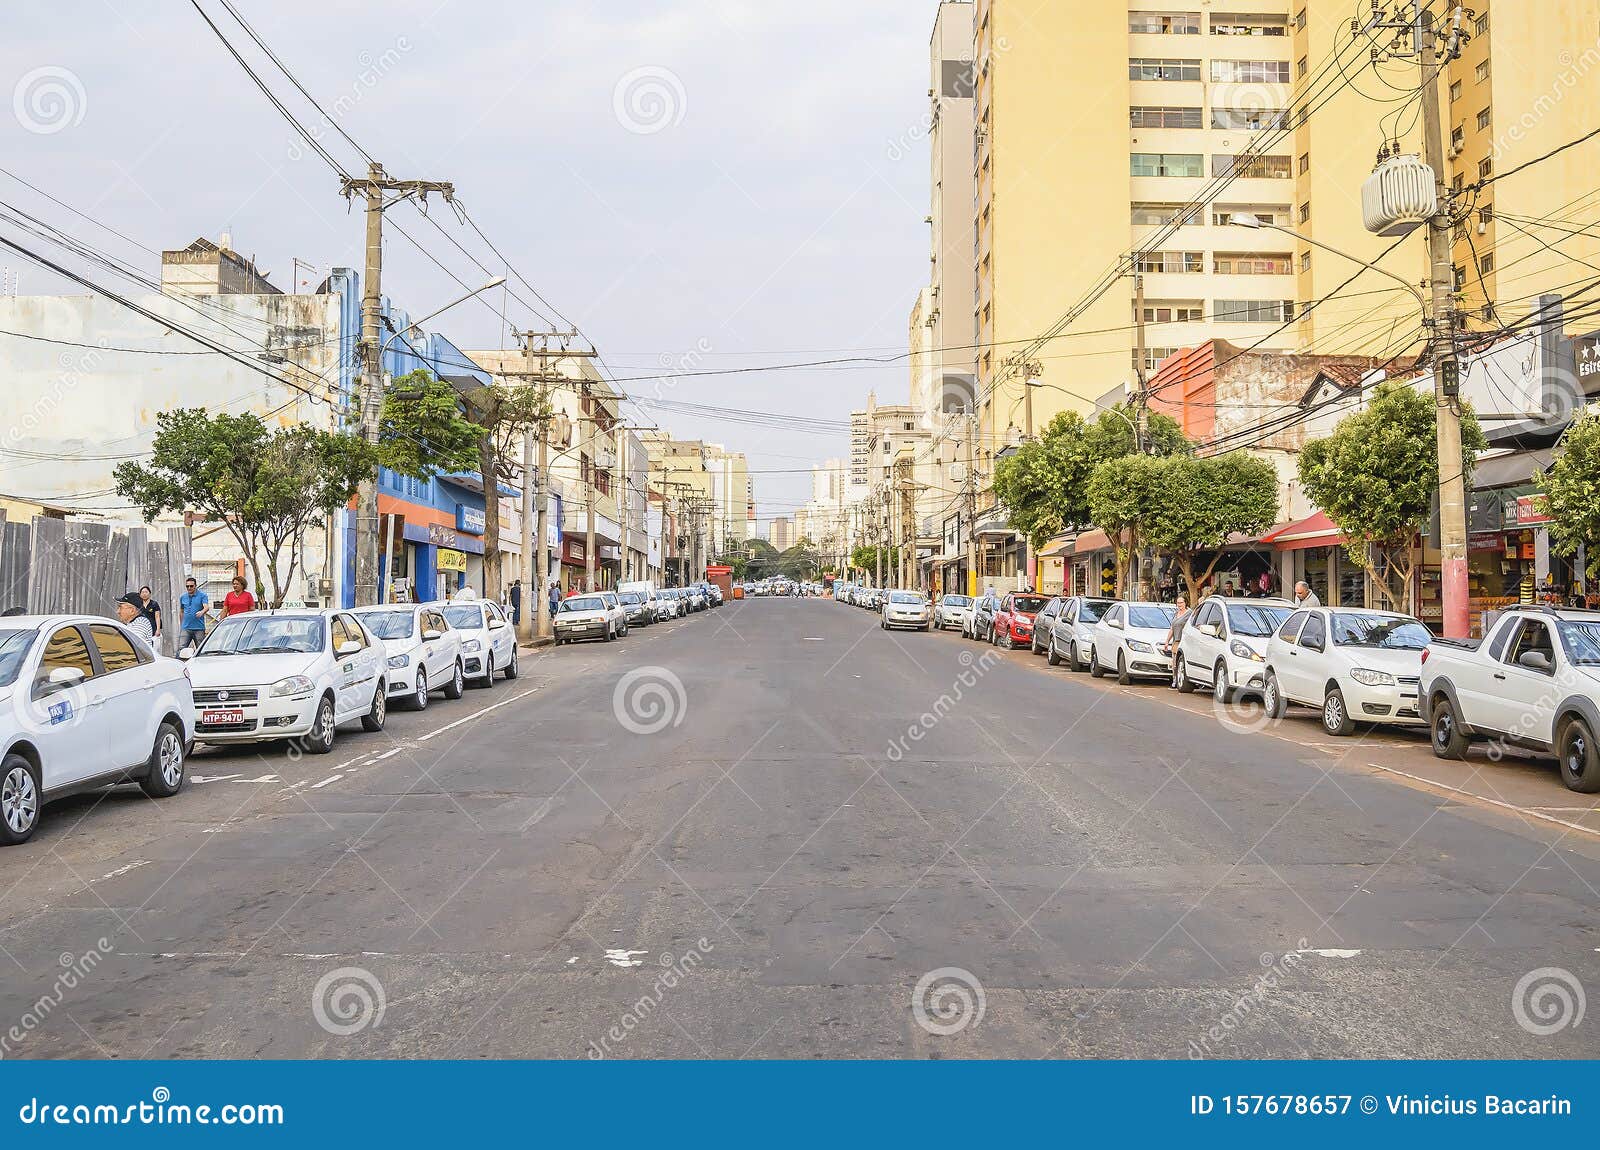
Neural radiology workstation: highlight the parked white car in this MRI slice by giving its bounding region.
[183,609,387,752]
[1263,607,1429,736]
[555,593,626,643]
[933,594,972,633]
[881,590,932,631]
[1090,601,1178,684]
[1174,597,1295,702]
[1047,596,1117,672]
[0,615,194,845]
[351,604,466,710]
[435,599,517,686]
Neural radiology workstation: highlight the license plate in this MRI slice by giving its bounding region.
[201,708,247,726]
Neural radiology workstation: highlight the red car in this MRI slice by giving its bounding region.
[991,592,1048,650]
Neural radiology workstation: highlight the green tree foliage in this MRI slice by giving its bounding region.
[460,380,553,596]
[1543,411,1600,578]
[113,409,372,607]
[378,369,487,481]
[1298,381,1487,611]
[1085,454,1167,597]
[1139,454,1282,601]
[851,544,899,579]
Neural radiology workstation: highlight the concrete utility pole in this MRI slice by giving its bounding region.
[343,161,455,607]
[1132,261,1150,453]
[965,413,978,597]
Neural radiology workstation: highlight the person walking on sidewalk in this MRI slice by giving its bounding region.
[1293,581,1321,609]
[177,577,210,652]
[116,593,155,646]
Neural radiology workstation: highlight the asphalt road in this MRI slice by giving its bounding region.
[3,597,1599,1059]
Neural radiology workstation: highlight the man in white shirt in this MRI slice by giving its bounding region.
[1293,581,1322,609]
[117,593,155,646]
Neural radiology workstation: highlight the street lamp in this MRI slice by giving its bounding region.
[1228,214,1426,311]
[379,275,507,365]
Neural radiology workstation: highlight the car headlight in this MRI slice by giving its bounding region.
[269,675,315,696]
[1350,668,1396,686]
[461,638,482,653]
[1127,639,1154,653]
[1230,640,1265,662]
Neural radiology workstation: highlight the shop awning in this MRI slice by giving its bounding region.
[1263,511,1344,552]
[1073,529,1112,555]
[1039,534,1077,558]
[1473,447,1555,490]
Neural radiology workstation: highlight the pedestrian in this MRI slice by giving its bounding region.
[549,581,562,619]
[138,584,162,638]
[177,576,210,652]
[221,575,256,619]
[509,580,522,627]
[116,592,154,646]
[1292,580,1321,609]
[1165,594,1190,688]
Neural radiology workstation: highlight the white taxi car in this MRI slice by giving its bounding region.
[436,599,518,686]
[554,593,625,643]
[351,604,466,709]
[183,609,387,753]
[0,615,194,846]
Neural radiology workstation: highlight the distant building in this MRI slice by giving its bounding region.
[770,516,796,551]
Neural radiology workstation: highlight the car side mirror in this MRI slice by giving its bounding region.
[489,619,506,630]
[336,640,362,656]
[1303,636,1325,652]
[43,666,85,691]
[178,648,195,661]
[1199,623,1219,637]
[1518,650,1553,673]
[421,629,442,641]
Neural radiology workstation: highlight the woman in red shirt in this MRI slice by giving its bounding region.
[222,575,256,618]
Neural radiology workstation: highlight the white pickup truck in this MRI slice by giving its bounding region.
[1418,605,1600,792]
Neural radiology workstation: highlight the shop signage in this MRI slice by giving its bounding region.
[427,523,460,548]
[436,548,467,573]
[455,504,486,535]
[1513,493,1552,527]
[1573,330,1600,385]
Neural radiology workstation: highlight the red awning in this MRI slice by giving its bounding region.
[1263,511,1344,552]
[1073,529,1112,555]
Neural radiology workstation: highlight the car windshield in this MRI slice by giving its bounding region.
[1226,604,1292,637]
[1330,613,1431,649]
[442,605,484,629]
[560,597,606,613]
[1557,620,1600,665]
[1127,605,1178,629]
[357,610,415,639]
[0,628,37,688]
[1011,595,1046,613]
[941,595,971,607]
[619,592,644,605]
[889,592,924,605]
[200,615,326,655]
[1079,600,1112,623]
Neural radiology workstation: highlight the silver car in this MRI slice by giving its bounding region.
[933,594,972,632]
[881,590,931,631]
[1045,596,1116,671]
[554,593,626,644]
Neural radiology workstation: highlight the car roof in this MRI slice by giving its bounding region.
[1218,597,1295,607]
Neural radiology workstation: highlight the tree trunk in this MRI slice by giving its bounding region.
[478,432,502,600]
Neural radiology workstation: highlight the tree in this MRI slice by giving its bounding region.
[1139,454,1281,601]
[1298,381,1488,612]
[851,543,899,579]
[1543,411,1600,578]
[459,381,551,599]
[114,409,372,607]
[378,369,486,481]
[1085,454,1166,597]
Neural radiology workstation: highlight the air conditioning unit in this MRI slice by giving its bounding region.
[949,461,968,482]
[1477,221,1488,235]
[1361,153,1438,237]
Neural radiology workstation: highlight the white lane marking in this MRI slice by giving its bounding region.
[374,748,404,761]
[604,948,647,968]
[1365,761,1600,839]
[243,774,279,784]
[96,860,150,882]
[803,637,824,642]
[418,688,539,742]
[1298,947,1362,958]
[190,773,243,784]
[566,956,579,965]
[309,775,343,790]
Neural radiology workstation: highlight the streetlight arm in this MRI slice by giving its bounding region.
[378,276,507,361]
[1251,220,1428,312]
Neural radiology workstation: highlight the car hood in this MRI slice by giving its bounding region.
[374,634,422,656]
[1338,646,1424,674]
[188,651,321,687]
[1121,624,1171,644]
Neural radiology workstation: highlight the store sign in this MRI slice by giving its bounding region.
[1573,330,1600,385]
[455,504,486,535]
[427,523,460,548]
[437,548,467,573]
[1506,493,1553,527]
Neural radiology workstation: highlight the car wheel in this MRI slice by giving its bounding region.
[1322,687,1356,736]
[504,647,518,680]
[444,661,465,700]
[1558,717,1600,793]
[1174,654,1194,693]
[1263,672,1286,719]
[140,720,188,798]
[1069,640,1085,673]
[0,753,41,845]
[413,667,430,710]
[306,695,336,755]
[1213,663,1234,705]
[1046,638,1062,667]
[1116,651,1130,686]
[361,684,387,732]
[1089,647,1104,678]
[478,654,495,689]
[1430,695,1470,760]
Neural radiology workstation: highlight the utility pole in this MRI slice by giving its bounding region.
[1132,260,1150,453]
[343,161,455,607]
[965,413,978,597]
[617,429,629,584]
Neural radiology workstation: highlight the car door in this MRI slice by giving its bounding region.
[1182,601,1220,681]
[1282,610,1328,703]
[1488,618,1561,742]
[334,614,380,719]
[1096,603,1123,660]
[30,623,108,788]
[484,602,513,663]
[86,622,161,771]
[419,610,450,682]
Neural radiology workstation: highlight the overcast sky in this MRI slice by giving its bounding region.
[3,1,939,519]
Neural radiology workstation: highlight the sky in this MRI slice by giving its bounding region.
[1,1,941,521]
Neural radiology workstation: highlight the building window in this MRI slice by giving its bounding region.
[1130,105,1204,128]
[1298,151,1310,174]
[1450,124,1464,149]
[1214,252,1293,274]
[1133,346,1179,373]
[1211,59,1291,83]
[1131,201,1202,225]
[1132,152,1205,177]
[1211,13,1287,36]
[1479,252,1494,275]
[1213,203,1290,226]
[1129,11,1201,35]
[1129,58,1203,81]
[1213,299,1295,323]
[1297,55,1308,78]
[1449,79,1462,102]
[1300,251,1312,272]
[1479,156,1493,178]
[1295,8,1307,31]
[1135,251,1205,273]
[1475,12,1489,34]
[1479,205,1494,226]
[1298,200,1311,223]
[1477,106,1492,130]
[1138,301,1205,323]
[1211,106,1287,131]
[1453,264,1467,290]
[1476,60,1489,82]
[1212,153,1293,179]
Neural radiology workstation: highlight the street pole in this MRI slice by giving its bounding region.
[345,161,454,607]
[1133,264,1150,454]
[617,430,629,584]
[965,414,978,597]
